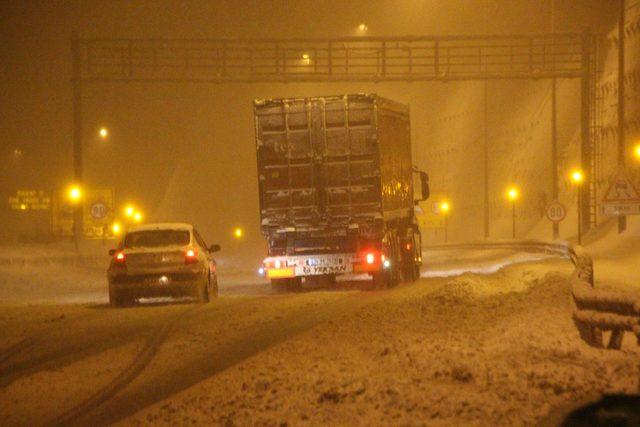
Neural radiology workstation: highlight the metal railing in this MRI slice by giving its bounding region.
[426,240,640,352]
[79,34,586,83]
[570,246,640,350]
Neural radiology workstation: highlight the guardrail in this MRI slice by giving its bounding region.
[569,246,640,350]
[426,240,639,350]
[425,239,570,258]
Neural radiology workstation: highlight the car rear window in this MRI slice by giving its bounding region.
[123,230,190,248]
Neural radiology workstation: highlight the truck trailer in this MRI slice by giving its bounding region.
[254,94,429,290]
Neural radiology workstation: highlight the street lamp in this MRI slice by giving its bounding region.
[439,200,450,242]
[133,211,143,223]
[633,143,640,161]
[67,184,83,249]
[111,222,122,236]
[233,227,244,239]
[124,204,135,218]
[99,127,109,140]
[506,186,519,239]
[570,169,584,245]
[68,185,82,203]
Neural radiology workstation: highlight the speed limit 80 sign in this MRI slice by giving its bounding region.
[545,201,567,223]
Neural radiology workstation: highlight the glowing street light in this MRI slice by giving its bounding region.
[66,184,83,249]
[99,127,109,140]
[570,169,584,185]
[133,211,143,223]
[357,23,368,33]
[506,186,519,239]
[233,227,244,239]
[68,185,82,203]
[439,200,451,242]
[112,222,122,235]
[569,169,584,245]
[633,143,640,161]
[124,205,135,218]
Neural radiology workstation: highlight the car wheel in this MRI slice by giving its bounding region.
[211,277,219,298]
[109,286,125,307]
[193,276,208,303]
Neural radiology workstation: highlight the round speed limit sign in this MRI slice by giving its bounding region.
[545,201,567,223]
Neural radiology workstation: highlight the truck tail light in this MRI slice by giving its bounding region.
[185,248,198,264]
[262,258,294,278]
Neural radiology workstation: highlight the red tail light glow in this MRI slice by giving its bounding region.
[185,249,198,264]
[365,253,375,264]
[114,252,126,264]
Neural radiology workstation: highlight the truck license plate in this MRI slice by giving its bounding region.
[300,264,350,275]
[295,255,352,276]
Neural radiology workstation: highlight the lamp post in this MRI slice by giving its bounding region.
[506,186,519,239]
[67,184,83,249]
[570,169,584,245]
[439,201,450,243]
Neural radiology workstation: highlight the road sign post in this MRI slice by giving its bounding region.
[545,201,567,240]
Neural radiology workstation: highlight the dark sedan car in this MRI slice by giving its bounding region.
[107,223,220,306]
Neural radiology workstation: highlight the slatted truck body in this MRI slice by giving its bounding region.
[254,94,429,290]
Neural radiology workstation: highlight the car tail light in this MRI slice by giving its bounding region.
[365,253,375,264]
[114,252,126,264]
[185,248,198,264]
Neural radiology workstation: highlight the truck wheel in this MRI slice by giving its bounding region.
[371,271,387,289]
[286,277,303,293]
[271,279,288,293]
[401,251,419,282]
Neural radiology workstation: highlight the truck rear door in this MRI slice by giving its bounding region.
[255,96,380,231]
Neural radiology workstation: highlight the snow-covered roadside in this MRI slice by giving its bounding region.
[123,260,640,426]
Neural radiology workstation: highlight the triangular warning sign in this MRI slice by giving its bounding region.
[602,169,640,203]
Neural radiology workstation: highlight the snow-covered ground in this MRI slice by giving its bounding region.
[1,215,639,426]
[0,238,638,425]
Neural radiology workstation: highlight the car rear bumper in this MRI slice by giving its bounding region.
[108,271,204,297]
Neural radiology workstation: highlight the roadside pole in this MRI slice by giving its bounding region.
[71,33,83,249]
[617,0,627,233]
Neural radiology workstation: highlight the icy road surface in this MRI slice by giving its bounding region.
[0,249,638,426]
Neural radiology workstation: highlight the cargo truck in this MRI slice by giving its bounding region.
[254,94,429,291]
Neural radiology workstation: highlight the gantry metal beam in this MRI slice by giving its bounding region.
[71,32,599,238]
[77,33,587,83]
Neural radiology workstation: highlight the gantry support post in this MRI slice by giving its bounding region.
[580,29,593,237]
[71,33,83,249]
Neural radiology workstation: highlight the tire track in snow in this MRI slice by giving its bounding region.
[0,337,36,366]
[84,290,407,425]
[0,309,154,388]
[44,304,199,427]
